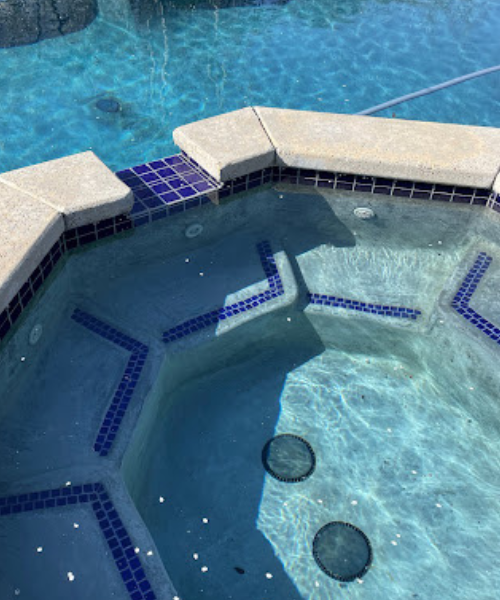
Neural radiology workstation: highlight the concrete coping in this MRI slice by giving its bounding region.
[493,172,500,195]
[0,151,133,312]
[173,106,276,181]
[173,107,500,189]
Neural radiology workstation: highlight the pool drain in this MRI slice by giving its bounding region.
[185,223,203,238]
[353,207,375,220]
[29,323,43,345]
[96,97,122,113]
[261,434,316,483]
[312,521,372,582]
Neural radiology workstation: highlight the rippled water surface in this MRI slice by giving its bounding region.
[0,0,499,172]
[132,315,500,600]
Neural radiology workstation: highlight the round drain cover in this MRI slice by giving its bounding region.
[312,522,372,582]
[96,97,121,113]
[261,434,315,483]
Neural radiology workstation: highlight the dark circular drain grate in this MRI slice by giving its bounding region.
[261,434,316,483]
[96,97,121,113]
[312,522,372,582]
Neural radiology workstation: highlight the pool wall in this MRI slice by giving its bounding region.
[1,159,500,599]
[2,109,500,348]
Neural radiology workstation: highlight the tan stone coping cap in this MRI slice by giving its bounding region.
[0,182,64,313]
[493,172,500,196]
[0,151,133,313]
[173,107,275,181]
[0,151,133,229]
[174,107,500,189]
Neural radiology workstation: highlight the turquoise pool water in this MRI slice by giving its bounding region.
[0,0,499,173]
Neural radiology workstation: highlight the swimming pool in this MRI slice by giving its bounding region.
[1,180,500,599]
[0,0,499,173]
[1,0,500,597]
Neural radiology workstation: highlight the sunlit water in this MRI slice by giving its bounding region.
[115,190,500,600]
[130,314,500,600]
[0,0,499,172]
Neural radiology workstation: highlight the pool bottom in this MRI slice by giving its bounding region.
[124,313,500,600]
[1,184,500,600]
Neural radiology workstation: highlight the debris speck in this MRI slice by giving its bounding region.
[67,572,75,582]
[265,572,273,579]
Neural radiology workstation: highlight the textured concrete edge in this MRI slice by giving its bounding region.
[175,106,500,189]
[0,151,134,229]
[255,107,500,189]
[0,151,133,314]
[493,170,500,195]
[0,207,64,314]
[173,107,276,181]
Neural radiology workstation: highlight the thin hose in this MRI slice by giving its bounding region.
[357,65,500,116]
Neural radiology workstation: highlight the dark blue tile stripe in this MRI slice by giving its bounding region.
[0,214,133,347]
[0,483,156,600]
[451,252,491,308]
[308,292,422,320]
[162,240,283,344]
[452,253,500,342]
[488,191,500,212]
[219,166,491,206]
[116,152,221,225]
[71,309,148,456]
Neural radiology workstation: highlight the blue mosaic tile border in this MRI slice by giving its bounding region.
[71,309,149,457]
[451,252,500,343]
[219,166,491,206]
[308,292,422,320]
[162,240,283,343]
[0,482,156,600]
[116,152,221,226]
[488,191,500,213]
